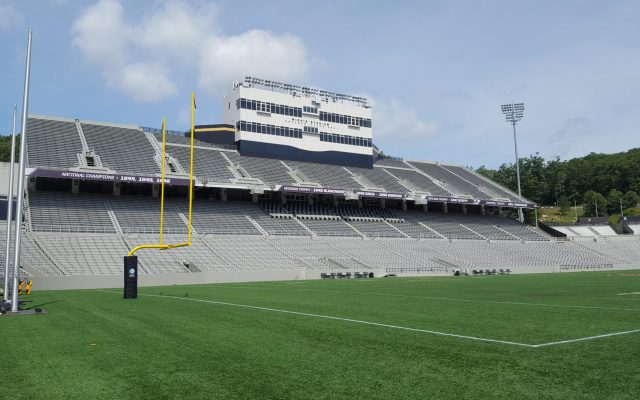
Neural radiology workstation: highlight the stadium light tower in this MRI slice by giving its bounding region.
[501,102,525,223]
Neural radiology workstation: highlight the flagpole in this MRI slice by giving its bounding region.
[11,30,33,312]
[2,105,17,302]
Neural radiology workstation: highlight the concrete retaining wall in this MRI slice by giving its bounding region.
[32,268,388,291]
[27,264,638,291]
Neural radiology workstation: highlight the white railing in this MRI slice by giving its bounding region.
[32,224,115,234]
[122,227,189,235]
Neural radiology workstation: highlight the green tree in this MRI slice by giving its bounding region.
[0,134,20,162]
[621,191,639,209]
[606,189,623,214]
[583,191,607,217]
[475,166,496,181]
[558,196,571,215]
[545,156,566,205]
[474,148,640,208]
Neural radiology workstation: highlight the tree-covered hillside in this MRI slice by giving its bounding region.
[0,134,20,163]
[476,149,640,217]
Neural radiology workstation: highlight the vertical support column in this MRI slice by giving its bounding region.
[401,200,407,212]
[71,179,80,195]
[462,204,467,214]
[307,195,313,206]
[422,203,428,212]
[152,184,159,198]
[443,203,448,214]
[220,188,228,202]
[481,205,486,215]
[252,193,258,203]
[113,182,121,196]
[498,207,503,216]
[380,199,386,209]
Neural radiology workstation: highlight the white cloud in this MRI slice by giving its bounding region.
[72,0,128,66]
[372,97,438,138]
[108,63,177,102]
[199,29,308,95]
[72,0,310,103]
[0,3,20,29]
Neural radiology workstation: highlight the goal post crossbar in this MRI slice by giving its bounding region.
[127,93,196,257]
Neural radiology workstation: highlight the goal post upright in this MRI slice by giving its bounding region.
[187,92,195,246]
[159,117,167,245]
[124,92,197,298]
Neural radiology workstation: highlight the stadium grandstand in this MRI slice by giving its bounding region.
[2,77,639,289]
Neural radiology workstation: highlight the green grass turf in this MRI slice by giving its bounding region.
[2,271,640,400]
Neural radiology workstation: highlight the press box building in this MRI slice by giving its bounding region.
[219,77,373,168]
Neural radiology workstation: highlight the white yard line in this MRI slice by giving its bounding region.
[97,290,640,348]
[98,290,533,348]
[532,329,640,348]
[208,285,640,312]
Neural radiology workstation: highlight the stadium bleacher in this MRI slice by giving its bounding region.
[227,153,297,186]
[165,145,236,184]
[8,114,636,283]
[81,122,159,175]
[550,223,618,237]
[442,165,520,201]
[26,117,84,169]
[29,191,115,233]
[286,161,360,189]
[349,166,409,193]
[407,161,487,198]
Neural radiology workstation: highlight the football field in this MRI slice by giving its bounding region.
[2,271,640,399]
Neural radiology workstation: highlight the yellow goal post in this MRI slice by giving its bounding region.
[127,92,196,256]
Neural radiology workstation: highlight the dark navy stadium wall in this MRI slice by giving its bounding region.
[193,125,236,146]
[237,140,373,168]
[0,198,16,220]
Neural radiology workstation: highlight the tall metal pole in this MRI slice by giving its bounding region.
[2,105,17,301]
[511,105,524,223]
[11,30,32,312]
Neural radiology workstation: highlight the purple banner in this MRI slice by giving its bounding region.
[356,191,404,199]
[276,185,346,195]
[26,168,192,186]
[481,199,535,208]
[275,186,404,199]
[425,195,535,209]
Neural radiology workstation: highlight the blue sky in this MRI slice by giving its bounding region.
[1,0,639,168]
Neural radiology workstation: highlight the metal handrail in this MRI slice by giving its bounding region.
[31,224,115,234]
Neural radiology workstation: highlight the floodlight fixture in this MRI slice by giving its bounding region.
[501,102,526,223]
[501,103,525,124]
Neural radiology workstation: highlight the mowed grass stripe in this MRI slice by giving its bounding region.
[3,271,640,399]
[104,290,640,348]
[191,284,640,312]
[100,290,535,348]
[126,273,640,343]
